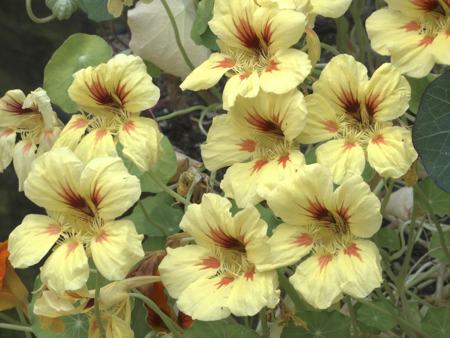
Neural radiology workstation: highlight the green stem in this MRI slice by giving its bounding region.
[380,179,394,214]
[320,42,340,56]
[277,269,303,312]
[156,105,206,122]
[138,200,168,237]
[147,172,187,205]
[129,292,183,337]
[25,0,55,23]
[430,213,450,262]
[260,309,269,338]
[160,0,195,70]
[345,297,360,337]
[0,313,20,325]
[94,273,106,338]
[0,323,33,333]
[16,308,32,338]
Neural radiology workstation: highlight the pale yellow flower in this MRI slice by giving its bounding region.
[0,88,62,190]
[298,54,417,184]
[201,90,307,207]
[180,0,311,109]
[107,0,134,17]
[159,193,280,321]
[262,164,383,309]
[61,54,163,171]
[366,0,450,77]
[8,148,144,293]
[258,0,352,19]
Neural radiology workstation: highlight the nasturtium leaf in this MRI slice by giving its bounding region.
[422,307,450,338]
[185,320,260,338]
[256,204,282,235]
[43,33,112,113]
[77,0,114,22]
[126,192,183,238]
[281,311,351,338]
[191,0,218,50]
[429,230,450,263]
[407,75,436,114]
[356,300,397,331]
[131,299,152,338]
[373,228,401,252]
[413,71,450,193]
[414,177,450,216]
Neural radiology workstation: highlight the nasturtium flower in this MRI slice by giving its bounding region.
[59,54,163,172]
[180,0,311,109]
[298,54,417,184]
[107,0,134,17]
[202,90,307,208]
[366,0,450,77]
[8,148,144,293]
[159,193,280,321]
[258,0,352,19]
[0,88,63,190]
[262,164,383,309]
[0,241,29,313]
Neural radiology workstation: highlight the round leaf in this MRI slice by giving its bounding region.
[185,320,259,338]
[282,311,351,338]
[422,307,450,338]
[43,33,113,113]
[356,300,397,331]
[77,0,114,22]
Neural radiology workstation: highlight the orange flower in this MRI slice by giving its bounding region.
[0,241,29,313]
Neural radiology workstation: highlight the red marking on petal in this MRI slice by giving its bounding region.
[96,231,108,243]
[344,243,363,261]
[233,13,261,51]
[294,233,313,247]
[251,159,269,174]
[265,60,279,73]
[246,111,284,136]
[278,154,290,168]
[216,276,234,288]
[214,58,235,69]
[412,0,440,11]
[0,95,34,115]
[365,94,380,117]
[87,74,114,105]
[343,141,356,151]
[244,267,256,281]
[95,129,108,142]
[371,133,385,145]
[42,224,61,236]
[90,184,102,209]
[419,35,435,47]
[59,184,88,210]
[262,20,273,46]
[336,205,350,224]
[305,198,331,221]
[339,90,361,121]
[402,21,421,32]
[23,142,32,154]
[198,257,220,270]
[323,120,339,133]
[208,228,246,252]
[122,120,135,134]
[1,128,14,137]
[66,242,79,256]
[318,255,333,271]
[240,73,250,81]
[69,118,89,130]
[115,82,129,104]
[239,139,256,152]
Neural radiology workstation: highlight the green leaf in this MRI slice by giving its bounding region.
[256,204,282,235]
[422,307,450,338]
[413,71,450,193]
[415,177,450,216]
[125,136,178,193]
[282,311,351,338]
[191,0,218,50]
[126,192,183,238]
[356,300,397,331]
[43,33,112,113]
[131,299,152,338]
[407,75,435,114]
[185,320,259,338]
[429,230,450,262]
[373,228,400,252]
[77,0,114,22]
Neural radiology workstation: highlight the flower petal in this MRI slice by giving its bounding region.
[159,245,220,299]
[0,128,16,172]
[336,240,382,298]
[41,239,89,293]
[13,140,37,191]
[90,220,144,281]
[223,72,260,110]
[0,89,35,128]
[79,156,141,220]
[316,139,366,184]
[8,214,62,268]
[53,115,90,150]
[118,117,163,172]
[312,0,351,18]
[367,126,417,178]
[74,128,117,165]
[290,254,343,309]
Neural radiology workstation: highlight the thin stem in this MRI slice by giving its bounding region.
[160,0,195,70]
[129,292,183,337]
[16,308,32,338]
[156,105,206,122]
[320,42,340,56]
[430,214,450,262]
[260,309,269,338]
[25,0,55,23]
[0,312,20,325]
[147,172,187,205]
[345,297,360,337]
[94,273,106,338]
[277,269,304,312]
[0,323,33,333]
[380,179,394,214]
